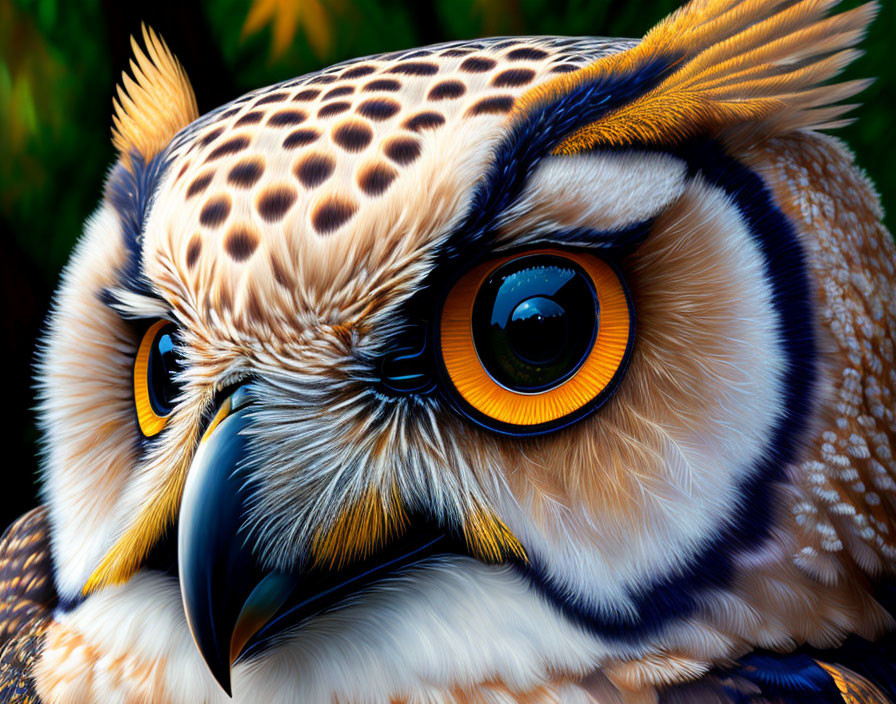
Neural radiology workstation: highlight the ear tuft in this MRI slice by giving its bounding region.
[111,25,199,170]
[527,0,878,153]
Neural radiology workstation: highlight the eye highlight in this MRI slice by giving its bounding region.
[439,248,632,434]
[134,320,182,437]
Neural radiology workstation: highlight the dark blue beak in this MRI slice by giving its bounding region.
[177,386,298,696]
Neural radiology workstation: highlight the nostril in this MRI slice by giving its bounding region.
[379,329,435,395]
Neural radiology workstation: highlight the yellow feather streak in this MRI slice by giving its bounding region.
[83,460,190,595]
[111,25,198,170]
[816,661,891,704]
[463,507,528,565]
[512,0,878,152]
[311,485,409,570]
[311,489,528,569]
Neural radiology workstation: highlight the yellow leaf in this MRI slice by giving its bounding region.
[242,0,335,60]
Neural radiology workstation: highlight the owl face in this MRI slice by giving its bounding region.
[36,2,896,700]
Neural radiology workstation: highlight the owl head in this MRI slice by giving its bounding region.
[36,0,896,700]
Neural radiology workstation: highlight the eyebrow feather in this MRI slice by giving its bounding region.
[102,286,170,320]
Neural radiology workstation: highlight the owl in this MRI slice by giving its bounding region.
[1,0,894,702]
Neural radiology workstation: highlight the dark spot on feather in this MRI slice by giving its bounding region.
[318,101,351,118]
[270,254,294,288]
[175,161,191,182]
[199,127,225,147]
[311,196,357,234]
[292,88,322,101]
[224,226,259,261]
[323,85,355,100]
[403,111,445,132]
[186,234,202,269]
[235,111,265,126]
[256,185,298,222]
[440,48,473,57]
[253,92,289,106]
[341,65,376,79]
[357,162,398,195]
[332,121,373,152]
[187,172,214,198]
[227,158,264,188]
[267,110,307,127]
[356,98,400,120]
[465,96,515,116]
[491,68,535,87]
[387,62,438,76]
[283,128,321,149]
[506,47,549,61]
[307,74,338,85]
[199,194,232,228]
[427,80,466,101]
[294,153,335,188]
[206,136,250,162]
[459,56,496,73]
[363,78,401,92]
[383,136,421,165]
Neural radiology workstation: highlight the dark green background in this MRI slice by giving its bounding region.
[1,0,892,528]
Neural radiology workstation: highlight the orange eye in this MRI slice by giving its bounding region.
[134,320,182,437]
[438,248,632,434]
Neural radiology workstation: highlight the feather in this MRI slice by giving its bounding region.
[0,508,57,704]
[513,0,879,151]
[111,25,198,170]
[816,661,892,704]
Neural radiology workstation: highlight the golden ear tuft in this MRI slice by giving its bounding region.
[112,25,199,170]
[518,0,878,153]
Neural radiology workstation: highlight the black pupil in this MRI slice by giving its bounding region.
[148,325,181,416]
[507,296,568,365]
[472,254,598,392]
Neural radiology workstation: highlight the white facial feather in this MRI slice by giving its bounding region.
[497,150,689,240]
[37,203,137,597]
[38,562,607,704]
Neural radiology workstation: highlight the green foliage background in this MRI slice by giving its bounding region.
[0,0,892,523]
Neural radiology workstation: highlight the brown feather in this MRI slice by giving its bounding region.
[0,507,57,704]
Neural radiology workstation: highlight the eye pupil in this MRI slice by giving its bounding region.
[472,254,598,393]
[147,326,181,416]
[507,296,568,365]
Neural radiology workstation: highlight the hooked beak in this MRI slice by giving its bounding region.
[178,386,298,696]
[177,385,455,696]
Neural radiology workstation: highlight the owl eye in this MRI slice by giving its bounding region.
[134,320,183,437]
[471,255,597,392]
[439,248,633,434]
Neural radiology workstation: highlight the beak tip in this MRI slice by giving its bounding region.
[214,669,233,698]
[190,629,234,696]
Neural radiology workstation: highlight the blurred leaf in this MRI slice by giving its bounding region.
[0,0,64,210]
[472,0,523,35]
[242,0,339,59]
